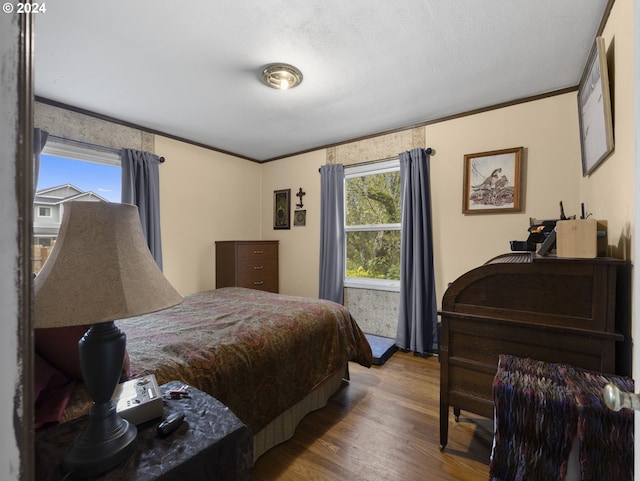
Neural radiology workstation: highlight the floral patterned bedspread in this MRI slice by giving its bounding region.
[114,287,372,432]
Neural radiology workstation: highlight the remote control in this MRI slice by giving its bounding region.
[157,412,185,436]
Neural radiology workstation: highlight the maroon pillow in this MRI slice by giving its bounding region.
[35,325,90,381]
[35,325,131,381]
[34,352,68,400]
[34,353,75,429]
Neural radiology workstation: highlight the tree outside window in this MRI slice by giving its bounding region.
[345,160,401,290]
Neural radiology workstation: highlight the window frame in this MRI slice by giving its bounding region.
[37,206,52,218]
[42,140,121,167]
[344,158,401,292]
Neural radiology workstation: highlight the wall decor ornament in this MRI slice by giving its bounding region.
[273,189,291,229]
[463,147,523,214]
[295,187,306,209]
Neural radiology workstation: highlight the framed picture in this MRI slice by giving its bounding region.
[462,147,523,214]
[273,189,291,229]
[294,210,306,226]
[578,36,614,176]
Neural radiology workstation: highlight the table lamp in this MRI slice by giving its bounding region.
[34,201,183,477]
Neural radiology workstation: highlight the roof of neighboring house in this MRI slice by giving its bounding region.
[35,184,109,204]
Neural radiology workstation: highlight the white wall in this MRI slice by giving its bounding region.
[1,12,24,481]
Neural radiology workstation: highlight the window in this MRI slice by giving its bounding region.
[38,206,52,217]
[33,139,121,274]
[38,140,122,202]
[344,159,401,291]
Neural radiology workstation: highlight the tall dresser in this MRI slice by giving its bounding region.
[215,240,279,293]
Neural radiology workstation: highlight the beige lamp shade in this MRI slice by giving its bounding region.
[34,201,183,328]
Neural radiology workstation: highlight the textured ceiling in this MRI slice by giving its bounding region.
[34,1,609,162]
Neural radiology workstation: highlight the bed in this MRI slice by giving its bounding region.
[35,287,373,462]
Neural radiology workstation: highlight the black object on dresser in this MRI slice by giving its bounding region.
[438,253,631,450]
[35,381,253,481]
[215,240,279,293]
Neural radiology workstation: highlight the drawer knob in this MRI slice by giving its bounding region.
[253,281,264,285]
[253,266,264,270]
[253,250,264,254]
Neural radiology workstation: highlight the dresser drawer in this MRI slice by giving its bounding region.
[237,260,278,292]
[236,243,278,260]
[237,259,277,280]
[236,276,278,293]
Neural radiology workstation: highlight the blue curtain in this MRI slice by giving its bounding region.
[121,149,164,270]
[396,148,438,354]
[318,164,345,304]
[33,128,49,197]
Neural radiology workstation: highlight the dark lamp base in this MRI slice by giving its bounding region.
[63,408,137,478]
[64,321,137,477]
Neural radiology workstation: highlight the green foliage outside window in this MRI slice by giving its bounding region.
[345,170,401,280]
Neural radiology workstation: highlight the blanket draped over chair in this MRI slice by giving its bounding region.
[490,354,634,481]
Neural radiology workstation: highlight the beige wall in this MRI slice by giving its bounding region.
[262,92,583,307]
[157,136,262,295]
[259,150,325,297]
[427,92,582,302]
[580,0,634,261]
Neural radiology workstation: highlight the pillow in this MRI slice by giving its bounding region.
[34,353,75,429]
[35,325,131,381]
[34,352,68,400]
[35,325,90,381]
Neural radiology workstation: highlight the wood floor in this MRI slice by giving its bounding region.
[252,351,493,481]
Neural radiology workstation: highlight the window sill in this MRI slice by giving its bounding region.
[344,279,400,293]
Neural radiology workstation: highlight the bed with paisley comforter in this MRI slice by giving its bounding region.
[50,287,373,461]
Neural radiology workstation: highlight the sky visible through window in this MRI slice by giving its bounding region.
[37,155,121,203]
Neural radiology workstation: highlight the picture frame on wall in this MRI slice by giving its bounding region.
[578,36,614,176]
[462,147,523,214]
[294,209,306,226]
[273,189,291,229]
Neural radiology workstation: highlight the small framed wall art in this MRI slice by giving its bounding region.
[294,210,306,226]
[462,147,523,214]
[273,189,291,229]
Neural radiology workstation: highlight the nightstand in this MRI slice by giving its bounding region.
[35,381,253,481]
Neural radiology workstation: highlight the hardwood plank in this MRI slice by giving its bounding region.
[253,351,492,481]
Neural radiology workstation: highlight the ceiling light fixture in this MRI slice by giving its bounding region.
[261,63,303,90]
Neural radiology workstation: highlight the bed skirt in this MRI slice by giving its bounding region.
[253,365,347,462]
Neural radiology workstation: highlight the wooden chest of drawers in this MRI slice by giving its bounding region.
[215,241,279,293]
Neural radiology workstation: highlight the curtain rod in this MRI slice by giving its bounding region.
[318,147,433,172]
[47,134,165,163]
